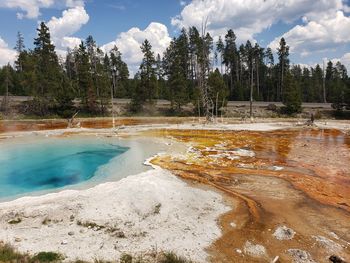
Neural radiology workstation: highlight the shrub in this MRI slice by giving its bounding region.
[266,104,277,111]
[31,252,63,262]
[159,252,193,263]
[0,243,28,262]
[120,254,133,263]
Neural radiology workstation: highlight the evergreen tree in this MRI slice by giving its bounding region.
[109,46,129,98]
[130,39,157,112]
[216,36,224,74]
[33,22,61,97]
[14,31,25,72]
[139,39,157,101]
[75,41,96,112]
[277,37,290,101]
[223,29,238,96]
[283,72,302,114]
[208,68,229,116]
[163,36,189,110]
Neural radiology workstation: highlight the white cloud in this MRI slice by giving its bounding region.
[268,11,350,55]
[102,22,171,75]
[0,37,17,66]
[331,53,350,72]
[47,6,89,51]
[0,0,84,19]
[172,0,349,42]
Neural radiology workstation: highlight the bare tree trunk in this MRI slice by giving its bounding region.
[221,98,225,123]
[281,61,284,101]
[220,55,223,75]
[323,60,327,103]
[256,59,260,97]
[250,64,254,119]
[198,99,201,123]
[215,92,219,121]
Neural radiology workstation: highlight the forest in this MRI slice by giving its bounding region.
[0,22,349,117]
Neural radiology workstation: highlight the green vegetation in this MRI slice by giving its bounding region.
[31,252,63,262]
[0,243,62,263]
[0,24,349,118]
[0,243,29,262]
[0,243,193,263]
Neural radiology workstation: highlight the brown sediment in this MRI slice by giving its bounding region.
[147,128,350,262]
[1,119,349,261]
[0,117,188,133]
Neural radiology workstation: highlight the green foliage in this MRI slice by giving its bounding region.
[282,72,302,115]
[31,252,63,262]
[131,39,158,112]
[163,31,190,110]
[119,254,133,263]
[159,252,193,263]
[0,243,61,263]
[208,69,229,113]
[0,24,349,118]
[0,243,28,262]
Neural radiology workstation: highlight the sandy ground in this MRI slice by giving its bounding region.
[0,165,229,262]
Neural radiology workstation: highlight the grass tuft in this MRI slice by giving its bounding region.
[31,252,63,262]
[0,243,28,262]
[159,252,193,263]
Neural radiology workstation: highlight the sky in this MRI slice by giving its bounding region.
[0,0,350,75]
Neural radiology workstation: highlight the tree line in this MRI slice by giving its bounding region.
[0,22,349,117]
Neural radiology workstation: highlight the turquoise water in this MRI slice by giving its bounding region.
[0,139,129,198]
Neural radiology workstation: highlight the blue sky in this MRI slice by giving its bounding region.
[0,0,349,73]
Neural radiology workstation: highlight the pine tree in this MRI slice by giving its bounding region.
[277,38,290,101]
[163,37,188,110]
[139,39,157,102]
[216,36,224,74]
[208,68,229,117]
[14,31,25,72]
[283,72,302,114]
[109,46,129,98]
[76,41,96,112]
[33,22,61,97]
[223,29,238,96]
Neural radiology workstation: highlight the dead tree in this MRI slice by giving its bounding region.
[196,19,214,123]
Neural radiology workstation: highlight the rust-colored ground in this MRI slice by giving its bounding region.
[147,129,350,262]
[0,117,188,133]
[1,119,349,262]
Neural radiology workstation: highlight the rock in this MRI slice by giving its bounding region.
[244,241,267,257]
[288,249,316,263]
[272,166,284,171]
[273,226,296,240]
[14,237,21,242]
[61,240,68,245]
[68,231,74,236]
[329,255,345,263]
[313,236,342,253]
[230,222,237,228]
[236,249,242,254]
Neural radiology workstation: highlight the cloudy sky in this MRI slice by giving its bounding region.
[0,0,350,74]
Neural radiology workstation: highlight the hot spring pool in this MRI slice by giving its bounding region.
[0,136,163,200]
